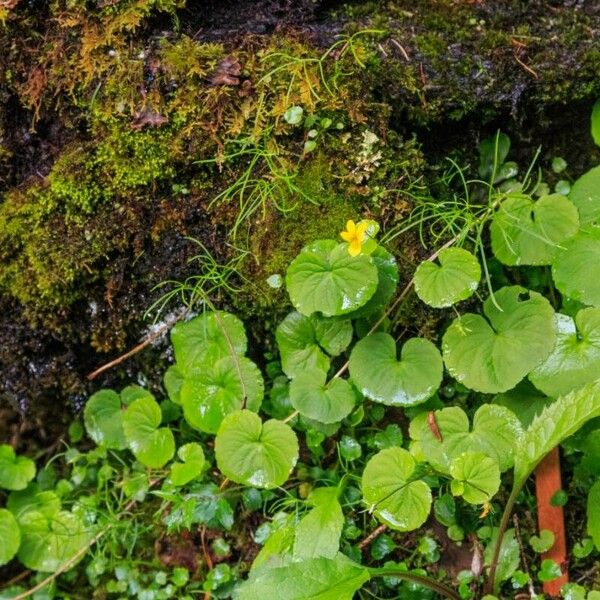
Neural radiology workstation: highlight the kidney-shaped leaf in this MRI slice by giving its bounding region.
[238,554,370,600]
[7,484,61,522]
[170,443,206,487]
[442,286,556,393]
[123,396,175,468]
[0,509,20,566]
[181,356,263,434]
[18,510,90,572]
[276,311,352,379]
[286,240,378,317]
[349,333,442,406]
[450,452,500,505]
[530,309,600,398]
[289,368,357,424]
[552,226,600,307]
[491,194,579,266]
[215,410,298,489]
[413,404,523,473]
[569,165,600,225]
[414,248,481,308]
[0,445,35,491]
[362,447,432,531]
[171,311,247,375]
[83,389,127,450]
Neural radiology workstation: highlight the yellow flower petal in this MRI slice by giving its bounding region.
[345,220,356,234]
[356,221,369,241]
[348,239,362,256]
[340,231,354,242]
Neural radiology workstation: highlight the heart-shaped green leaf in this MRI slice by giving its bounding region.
[0,509,20,566]
[414,248,481,308]
[346,246,398,317]
[276,311,352,379]
[442,286,556,393]
[181,356,264,433]
[349,333,443,406]
[552,226,600,306]
[170,443,205,487]
[18,510,90,572]
[529,309,600,397]
[530,529,555,553]
[289,368,357,424]
[171,311,247,375]
[491,194,579,265]
[362,447,432,531]
[164,365,184,405]
[412,404,523,472]
[7,484,61,522]
[285,240,378,317]
[83,389,127,449]
[293,487,344,560]
[449,452,500,504]
[123,395,175,468]
[0,445,36,491]
[215,410,298,489]
[569,165,600,225]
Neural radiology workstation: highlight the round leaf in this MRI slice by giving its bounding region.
[164,365,184,405]
[362,447,432,531]
[0,509,20,566]
[7,484,61,522]
[171,311,247,375]
[181,356,264,433]
[0,445,35,491]
[83,389,127,449]
[569,165,600,225]
[215,410,298,489]
[346,246,398,317]
[442,286,556,393]
[123,396,175,468]
[349,333,443,406]
[170,443,205,486]
[285,240,378,317]
[276,311,352,379]
[490,194,579,265]
[414,248,481,308]
[412,404,523,473]
[449,452,500,504]
[18,510,90,572]
[530,309,600,397]
[552,226,600,307]
[289,368,357,424]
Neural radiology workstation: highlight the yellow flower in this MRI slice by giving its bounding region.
[340,220,368,257]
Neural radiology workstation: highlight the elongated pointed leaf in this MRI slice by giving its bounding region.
[362,447,432,531]
[293,487,343,560]
[349,333,442,406]
[181,356,264,433]
[514,380,600,485]
[588,480,600,550]
[215,410,298,489]
[491,194,579,266]
[286,241,378,317]
[289,368,357,424]
[442,286,556,393]
[414,248,481,308]
[238,554,370,600]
